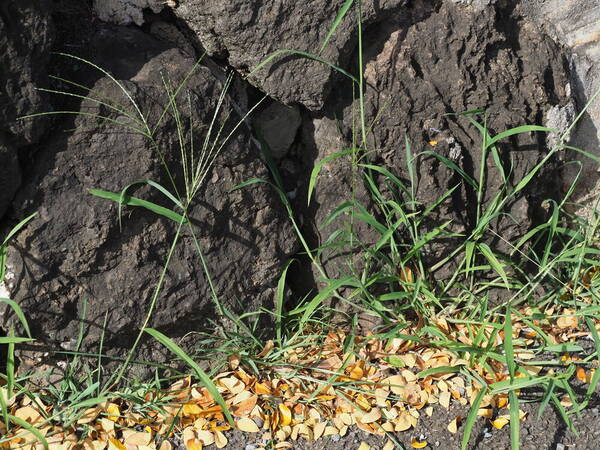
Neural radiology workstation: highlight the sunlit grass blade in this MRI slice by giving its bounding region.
[509,390,520,450]
[144,327,234,426]
[89,189,187,224]
[250,49,358,84]
[0,298,31,338]
[276,259,294,347]
[319,0,354,54]
[485,125,557,149]
[461,386,486,450]
[479,243,510,288]
[7,414,48,449]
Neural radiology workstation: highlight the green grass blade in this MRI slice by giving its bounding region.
[0,337,33,344]
[144,328,234,426]
[88,189,187,224]
[319,0,354,54]
[276,260,294,347]
[486,125,557,149]
[308,149,354,205]
[509,390,520,450]
[1,213,37,247]
[7,414,48,449]
[504,306,516,380]
[0,298,31,338]
[479,243,509,288]
[461,387,486,450]
[295,277,359,329]
[250,49,358,84]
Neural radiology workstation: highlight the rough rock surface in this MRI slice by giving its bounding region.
[174,0,409,110]
[0,136,20,219]
[0,1,54,216]
[3,28,296,371]
[0,0,54,145]
[93,0,165,26]
[518,0,600,207]
[253,102,301,159]
[316,1,571,272]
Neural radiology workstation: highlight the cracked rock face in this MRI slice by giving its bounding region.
[4,28,296,374]
[174,0,409,110]
[302,2,572,277]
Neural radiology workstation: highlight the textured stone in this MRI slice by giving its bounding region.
[3,29,296,373]
[517,0,600,208]
[0,0,54,145]
[175,0,409,110]
[254,102,301,159]
[304,1,571,277]
[93,0,165,26]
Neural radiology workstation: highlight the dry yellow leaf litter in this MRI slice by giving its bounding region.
[1,304,598,449]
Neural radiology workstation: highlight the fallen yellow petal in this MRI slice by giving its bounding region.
[106,403,120,422]
[411,438,428,448]
[278,403,293,427]
[237,417,260,433]
[491,417,509,430]
[107,439,126,450]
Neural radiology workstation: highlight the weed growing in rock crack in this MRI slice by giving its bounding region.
[2,0,600,448]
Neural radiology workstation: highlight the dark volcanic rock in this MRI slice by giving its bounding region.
[0,0,54,220]
[306,1,572,277]
[3,29,297,373]
[0,135,21,219]
[0,0,54,145]
[174,0,410,110]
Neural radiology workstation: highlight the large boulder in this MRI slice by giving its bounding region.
[174,0,409,110]
[302,1,572,277]
[3,29,296,373]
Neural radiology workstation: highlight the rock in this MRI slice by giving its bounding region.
[93,0,165,26]
[253,102,301,159]
[0,0,54,145]
[0,136,20,219]
[4,29,296,374]
[305,1,571,277]
[517,0,600,210]
[174,0,409,110]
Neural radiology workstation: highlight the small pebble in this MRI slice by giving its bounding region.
[331,434,341,442]
[484,432,493,439]
[245,446,256,450]
[556,444,565,450]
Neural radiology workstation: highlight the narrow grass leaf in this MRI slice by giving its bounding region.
[0,298,31,338]
[486,125,557,149]
[89,189,187,224]
[1,213,37,246]
[461,387,486,450]
[508,390,520,450]
[276,259,294,347]
[7,414,48,450]
[319,0,354,54]
[144,328,234,426]
[479,243,509,288]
